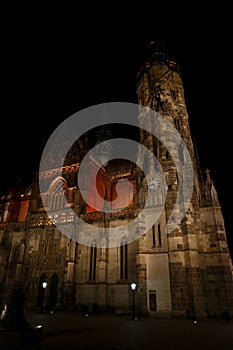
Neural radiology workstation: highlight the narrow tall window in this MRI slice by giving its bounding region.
[89,244,97,280]
[152,225,156,246]
[170,89,177,100]
[174,118,180,130]
[13,245,19,263]
[158,224,162,246]
[178,143,184,164]
[120,240,128,280]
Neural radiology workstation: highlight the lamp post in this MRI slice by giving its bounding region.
[40,281,47,314]
[130,282,137,320]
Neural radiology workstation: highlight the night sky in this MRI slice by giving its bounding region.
[0,3,231,253]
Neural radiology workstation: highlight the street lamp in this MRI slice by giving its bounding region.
[40,281,47,313]
[130,282,137,320]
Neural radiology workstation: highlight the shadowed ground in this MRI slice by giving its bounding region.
[1,311,233,349]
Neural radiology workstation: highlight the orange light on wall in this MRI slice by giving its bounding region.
[111,180,135,210]
[18,199,30,222]
[86,167,111,213]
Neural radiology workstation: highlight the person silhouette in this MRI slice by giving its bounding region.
[7,283,29,331]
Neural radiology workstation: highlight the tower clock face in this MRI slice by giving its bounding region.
[147,176,161,192]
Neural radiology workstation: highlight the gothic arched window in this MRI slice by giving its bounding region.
[49,178,67,211]
[120,238,128,280]
[89,242,97,281]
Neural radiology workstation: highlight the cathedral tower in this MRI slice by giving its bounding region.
[135,39,233,317]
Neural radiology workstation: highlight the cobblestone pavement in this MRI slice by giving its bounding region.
[1,311,233,350]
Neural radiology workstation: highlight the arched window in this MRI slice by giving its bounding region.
[174,117,180,131]
[48,273,59,311]
[178,142,185,165]
[120,238,128,280]
[12,244,19,263]
[152,225,156,246]
[49,178,67,211]
[89,242,97,281]
[152,224,162,247]
[158,223,162,246]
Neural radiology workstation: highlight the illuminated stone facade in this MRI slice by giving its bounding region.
[1,41,233,318]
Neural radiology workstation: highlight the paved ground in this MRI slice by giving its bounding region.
[1,310,233,350]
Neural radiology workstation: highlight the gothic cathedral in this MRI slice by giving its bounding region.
[1,40,233,318]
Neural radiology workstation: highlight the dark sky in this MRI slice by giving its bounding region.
[0,2,232,253]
